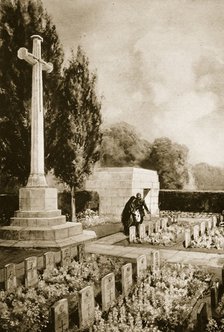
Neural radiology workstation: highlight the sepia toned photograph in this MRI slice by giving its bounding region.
[0,0,224,331]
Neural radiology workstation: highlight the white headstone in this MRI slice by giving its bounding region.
[148,223,154,235]
[212,216,217,228]
[151,250,160,274]
[24,256,38,288]
[51,298,69,332]
[155,219,160,233]
[136,254,147,279]
[129,226,136,242]
[185,229,191,248]
[61,247,71,267]
[161,218,168,230]
[207,219,212,231]
[121,263,133,296]
[77,244,85,262]
[4,263,17,291]
[44,252,55,271]
[101,272,115,311]
[78,285,95,329]
[139,224,146,240]
[200,221,206,236]
[193,225,200,241]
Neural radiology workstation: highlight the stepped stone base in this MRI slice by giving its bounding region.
[0,230,97,248]
[0,186,96,248]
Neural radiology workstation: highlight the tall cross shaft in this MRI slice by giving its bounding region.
[18,35,53,187]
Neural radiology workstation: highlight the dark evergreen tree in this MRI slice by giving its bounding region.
[46,47,102,220]
[0,0,64,188]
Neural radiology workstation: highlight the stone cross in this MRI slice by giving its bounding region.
[18,35,53,187]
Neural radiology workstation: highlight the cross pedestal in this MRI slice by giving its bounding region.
[0,36,96,248]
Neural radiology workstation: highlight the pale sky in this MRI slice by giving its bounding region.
[42,0,224,167]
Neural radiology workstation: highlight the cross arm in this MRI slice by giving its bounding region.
[17,48,37,65]
[40,60,53,73]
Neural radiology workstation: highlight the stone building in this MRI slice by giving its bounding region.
[85,167,160,220]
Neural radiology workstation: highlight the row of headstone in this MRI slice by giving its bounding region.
[129,219,170,242]
[184,218,217,248]
[3,245,85,292]
[51,253,160,331]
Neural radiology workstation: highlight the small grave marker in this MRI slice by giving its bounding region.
[129,226,136,242]
[197,302,208,332]
[193,225,199,241]
[101,272,115,311]
[139,224,146,240]
[4,263,17,291]
[136,254,147,279]
[78,285,95,330]
[151,250,160,274]
[24,256,38,288]
[121,263,133,296]
[77,244,85,262]
[212,215,217,228]
[51,298,69,332]
[61,247,71,267]
[211,281,219,309]
[155,219,160,233]
[200,222,205,236]
[44,252,55,271]
[148,222,154,235]
[161,218,168,230]
[207,219,212,231]
[185,229,191,248]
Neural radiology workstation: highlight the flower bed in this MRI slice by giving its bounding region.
[91,264,212,332]
[137,224,184,246]
[77,209,119,228]
[0,254,124,332]
[206,292,224,331]
[190,228,224,250]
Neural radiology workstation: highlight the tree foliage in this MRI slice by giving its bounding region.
[0,0,64,187]
[100,122,151,167]
[193,163,224,190]
[46,46,102,191]
[146,137,189,189]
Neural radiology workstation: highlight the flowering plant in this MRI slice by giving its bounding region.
[92,264,211,332]
[77,208,119,228]
[190,228,224,249]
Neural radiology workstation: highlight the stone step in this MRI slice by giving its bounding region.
[0,230,96,248]
[11,215,66,227]
[14,209,62,218]
[0,222,83,241]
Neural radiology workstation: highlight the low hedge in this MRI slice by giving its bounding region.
[159,190,224,213]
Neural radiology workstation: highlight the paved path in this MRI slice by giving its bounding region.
[86,232,224,280]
